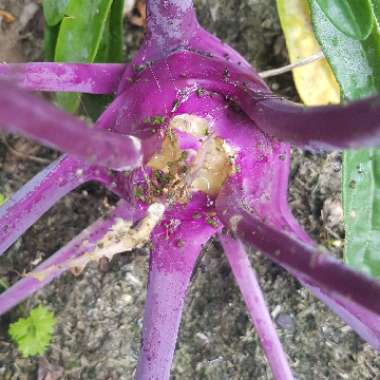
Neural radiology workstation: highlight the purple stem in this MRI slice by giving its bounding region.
[239,96,380,151]
[0,200,146,316]
[185,76,380,151]
[0,81,142,170]
[0,154,120,256]
[215,181,380,316]
[121,0,201,86]
[0,63,125,94]
[216,182,380,350]
[0,156,83,256]
[136,259,196,380]
[143,0,199,58]
[118,10,254,92]
[220,234,294,380]
[136,195,219,379]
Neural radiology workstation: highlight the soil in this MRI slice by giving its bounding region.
[0,1,380,379]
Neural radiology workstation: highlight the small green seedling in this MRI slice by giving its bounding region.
[9,305,56,357]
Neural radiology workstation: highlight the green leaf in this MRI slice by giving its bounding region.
[95,12,112,63]
[315,0,373,40]
[93,0,125,63]
[0,193,6,206]
[55,0,113,63]
[82,0,125,120]
[343,150,380,277]
[43,0,70,26]
[371,0,380,24]
[43,0,124,115]
[9,305,56,357]
[0,277,8,292]
[310,0,380,277]
[310,1,380,99]
[43,21,60,62]
[81,94,113,120]
[54,0,113,113]
[55,92,81,114]
[108,0,125,63]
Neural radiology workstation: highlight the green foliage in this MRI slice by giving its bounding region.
[0,193,6,205]
[9,306,56,357]
[372,0,380,24]
[42,0,125,114]
[0,277,8,292]
[309,0,380,277]
[55,0,113,113]
[342,150,380,277]
[43,0,68,62]
[315,0,373,40]
[81,0,126,119]
[43,0,70,26]
[310,1,380,99]
[55,0,113,63]
[106,0,125,64]
[43,22,60,62]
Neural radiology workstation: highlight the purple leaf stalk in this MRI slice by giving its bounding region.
[1,1,380,378]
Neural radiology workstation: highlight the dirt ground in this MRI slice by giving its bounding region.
[0,0,380,379]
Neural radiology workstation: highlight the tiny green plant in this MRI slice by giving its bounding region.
[9,305,56,358]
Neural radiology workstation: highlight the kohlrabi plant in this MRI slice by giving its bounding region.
[1,1,380,379]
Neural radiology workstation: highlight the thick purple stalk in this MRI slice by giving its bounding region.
[239,96,380,151]
[186,72,380,151]
[0,82,142,170]
[118,0,200,90]
[220,234,294,380]
[0,153,133,257]
[216,180,380,317]
[0,200,146,315]
[136,194,219,379]
[0,63,125,94]
[0,156,85,256]
[216,182,380,350]
[136,258,197,380]
[142,0,199,58]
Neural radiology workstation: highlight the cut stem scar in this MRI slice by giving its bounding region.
[259,51,324,78]
[26,203,166,282]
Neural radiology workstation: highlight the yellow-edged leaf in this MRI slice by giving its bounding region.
[277,0,340,105]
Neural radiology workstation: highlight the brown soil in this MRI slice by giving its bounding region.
[0,1,379,379]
